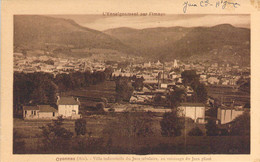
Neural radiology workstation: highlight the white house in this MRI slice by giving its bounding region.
[23,105,58,120]
[57,96,81,119]
[177,103,206,123]
[217,107,244,124]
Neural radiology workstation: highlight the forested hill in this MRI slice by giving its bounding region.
[14,15,135,55]
[105,25,250,65]
[14,15,250,65]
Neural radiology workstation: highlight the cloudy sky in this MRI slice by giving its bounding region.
[50,14,250,31]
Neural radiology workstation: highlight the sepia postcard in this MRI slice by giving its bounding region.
[1,0,260,161]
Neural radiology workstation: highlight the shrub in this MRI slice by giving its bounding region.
[160,110,184,137]
[230,111,250,136]
[103,111,153,138]
[75,118,87,136]
[188,126,203,136]
[96,102,105,111]
[205,119,218,136]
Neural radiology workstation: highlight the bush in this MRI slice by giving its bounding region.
[205,119,218,136]
[160,111,184,137]
[188,127,203,136]
[96,102,105,111]
[75,118,87,136]
[103,112,153,138]
[230,111,250,136]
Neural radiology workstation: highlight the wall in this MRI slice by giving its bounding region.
[58,105,79,117]
[178,106,205,123]
[217,108,244,124]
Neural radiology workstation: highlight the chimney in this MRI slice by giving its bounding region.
[57,96,60,105]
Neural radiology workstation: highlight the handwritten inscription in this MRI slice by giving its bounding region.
[183,0,240,13]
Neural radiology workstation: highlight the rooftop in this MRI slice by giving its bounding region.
[57,96,80,105]
[23,106,39,111]
[179,103,205,107]
[38,105,58,112]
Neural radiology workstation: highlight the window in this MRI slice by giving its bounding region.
[25,110,27,115]
[53,112,55,117]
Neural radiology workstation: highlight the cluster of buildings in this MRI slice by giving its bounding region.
[23,96,81,120]
[16,52,250,125]
[113,59,250,87]
[14,53,109,74]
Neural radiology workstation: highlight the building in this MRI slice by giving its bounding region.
[177,103,206,123]
[217,107,244,124]
[57,96,81,119]
[23,105,58,120]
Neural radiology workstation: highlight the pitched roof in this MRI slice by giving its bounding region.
[57,96,80,105]
[180,103,205,107]
[23,106,39,111]
[38,105,58,112]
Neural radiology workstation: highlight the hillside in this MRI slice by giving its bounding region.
[14,15,250,65]
[14,15,134,56]
[105,24,250,65]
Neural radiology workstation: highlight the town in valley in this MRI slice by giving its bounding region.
[13,15,250,154]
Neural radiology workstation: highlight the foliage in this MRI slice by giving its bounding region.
[192,83,208,103]
[39,116,73,153]
[115,77,134,102]
[13,130,26,154]
[188,126,204,136]
[205,119,218,136]
[103,112,154,138]
[167,87,186,108]
[96,102,105,111]
[181,70,208,103]
[132,77,144,91]
[230,111,250,136]
[160,110,184,137]
[13,71,107,112]
[75,118,87,136]
[181,70,199,86]
[154,94,162,104]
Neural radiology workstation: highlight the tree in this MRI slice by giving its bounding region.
[40,116,73,153]
[188,126,203,136]
[230,111,250,136]
[160,110,184,137]
[193,83,208,103]
[167,87,186,108]
[205,119,218,136]
[115,77,134,102]
[132,77,144,91]
[75,118,87,136]
[181,70,199,86]
[96,102,105,111]
[181,70,207,103]
[154,94,162,104]
[104,67,113,80]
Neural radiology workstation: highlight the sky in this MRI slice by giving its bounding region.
[50,14,250,31]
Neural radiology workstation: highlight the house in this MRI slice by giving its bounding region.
[217,107,244,124]
[23,105,58,120]
[57,96,81,119]
[177,103,206,123]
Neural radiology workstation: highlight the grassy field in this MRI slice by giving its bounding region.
[13,81,250,154]
[13,113,249,154]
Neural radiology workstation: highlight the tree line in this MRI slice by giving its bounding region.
[13,70,111,113]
